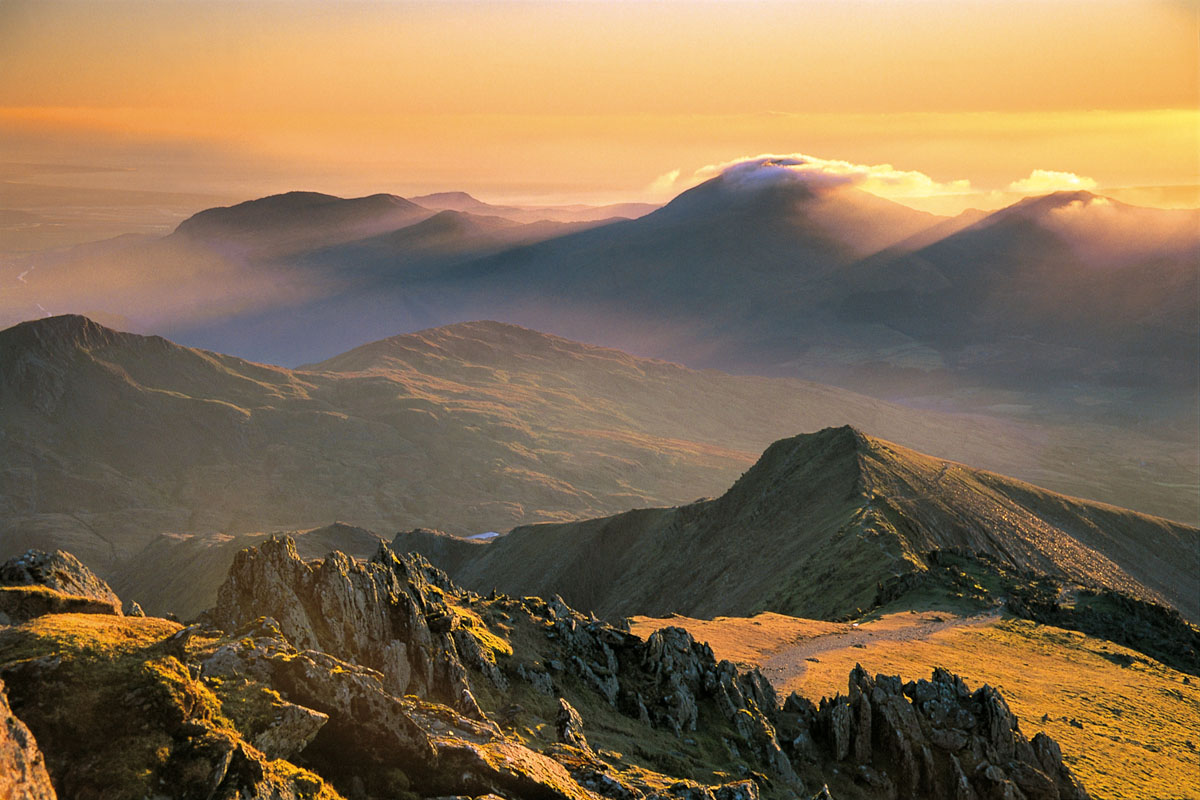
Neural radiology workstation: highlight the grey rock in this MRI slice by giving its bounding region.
[0,677,56,800]
[556,697,589,750]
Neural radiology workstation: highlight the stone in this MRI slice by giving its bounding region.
[0,677,56,800]
[556,697,590,750]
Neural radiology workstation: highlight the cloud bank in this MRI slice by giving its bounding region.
[1008,169,1098,194]
[690,154,973,199]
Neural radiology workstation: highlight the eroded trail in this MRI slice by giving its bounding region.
[760,609,1002,688]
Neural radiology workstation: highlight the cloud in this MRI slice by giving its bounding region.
[662,153,972,200]
[1008,169,1098,194]
[647,168,682,196]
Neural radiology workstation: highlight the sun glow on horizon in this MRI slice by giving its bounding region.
[0,0,1195,215]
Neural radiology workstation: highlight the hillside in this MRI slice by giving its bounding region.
[398,426,1198,622]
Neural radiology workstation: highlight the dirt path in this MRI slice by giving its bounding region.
[760,610,1001,688]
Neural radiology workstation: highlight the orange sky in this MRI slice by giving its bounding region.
[0,0,1196,210]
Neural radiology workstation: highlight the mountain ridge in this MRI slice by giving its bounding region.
[398,425,1197,622]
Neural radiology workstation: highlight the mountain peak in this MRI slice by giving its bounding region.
[174,191,427,240]
[0,314,125,355]
[995,190,1111,221]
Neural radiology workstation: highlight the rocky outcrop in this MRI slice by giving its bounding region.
[0,677,56,800]
[213,539,804,796]
[0,620,341,800]
[555,697,589,750]
[200,617,599,799]
[212,536,482,717]
[0,538,1095,800]
[782,665,1089,800]
[0,549,122,624]
[0,549,121,605]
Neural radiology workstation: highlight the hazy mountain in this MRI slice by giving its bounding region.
[4,315,1192,606]
[836,192,1200,406]
[298,209,616,283]
[172,190,434,258]
[11,177,1195,448]
[411,191,659,223]
[398,426,1198,622]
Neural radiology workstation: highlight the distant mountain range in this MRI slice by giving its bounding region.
[3,175,1194,439]
[2,315,1193,614]
[398,426,1197,623]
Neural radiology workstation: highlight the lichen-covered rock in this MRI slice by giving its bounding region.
[0,677,56,800]
[0,549,120,606]
[0,616,341,800]
[0,549,122,623]
[250,698,329,761]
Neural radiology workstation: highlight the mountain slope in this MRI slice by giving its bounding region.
[2,315,1194,609]
[398,426,1198,622]
[837,192,1200,400]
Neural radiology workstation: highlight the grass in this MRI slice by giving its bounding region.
[630,612,844,669]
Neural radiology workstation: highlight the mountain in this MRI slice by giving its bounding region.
[397,426,1198,622]
[173,190,435,258]
[296,209,615,285]
[417,175,945,330]
[836,192,1200,408]
[10,175,1196,450]
[2,315,1195,612]
[411,191,659,223]
[0,536,1091,800]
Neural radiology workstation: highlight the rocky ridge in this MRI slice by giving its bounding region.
[0,536,1089,800]
[401,426,1197,623]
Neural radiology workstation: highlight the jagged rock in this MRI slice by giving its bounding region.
[0,677,56,800]
[202,618,604,799]
[125,600,146,617]
[797,666,1089,800]
[556,697,589,750]
[515,662,554,695]
[213,536,483,717]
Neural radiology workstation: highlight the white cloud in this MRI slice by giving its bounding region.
[647,168,682,196]
[662,153,972,200]
[1008,169,1098,194]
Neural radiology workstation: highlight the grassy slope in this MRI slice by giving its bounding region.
[633,612,1200,800]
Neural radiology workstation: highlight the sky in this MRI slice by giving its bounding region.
[0,0,1196,232]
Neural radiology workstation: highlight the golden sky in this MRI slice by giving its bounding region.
[0,0,1196,210]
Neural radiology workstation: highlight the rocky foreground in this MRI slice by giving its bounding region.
[0,539,1089,800]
